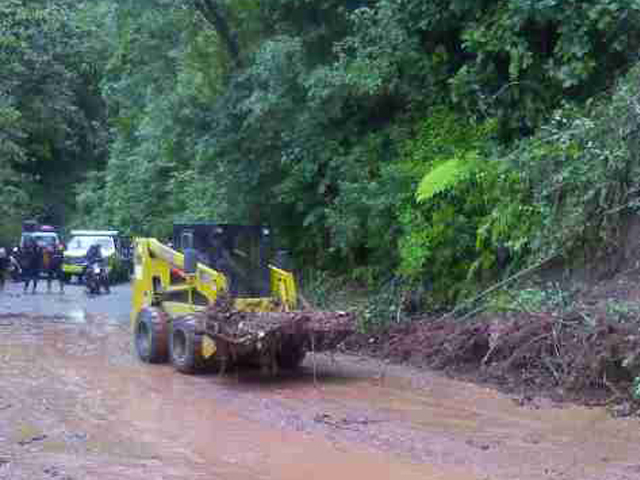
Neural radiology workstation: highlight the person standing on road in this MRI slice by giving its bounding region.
[9,246,22,282]
[0,247,8,292]
[44,242,65,294]
[21,237,42,294]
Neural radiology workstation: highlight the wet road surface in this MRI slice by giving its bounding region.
[1,281,640,479]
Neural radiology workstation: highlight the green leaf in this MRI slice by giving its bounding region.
[416,151,480,202]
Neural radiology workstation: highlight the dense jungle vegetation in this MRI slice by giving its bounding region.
[3,0,640,320]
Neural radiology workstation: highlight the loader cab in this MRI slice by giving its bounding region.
[172,224,274,297]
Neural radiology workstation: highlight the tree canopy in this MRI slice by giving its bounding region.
[3,0,640,305]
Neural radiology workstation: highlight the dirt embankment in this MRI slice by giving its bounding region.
[344,269,640,414]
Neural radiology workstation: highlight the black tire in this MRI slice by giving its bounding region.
[85,271,98,294]
[135,307,170,363]
[169,317,208,374]
[277,344,307,370]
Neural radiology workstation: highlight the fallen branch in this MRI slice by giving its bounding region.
[438,253,561,323]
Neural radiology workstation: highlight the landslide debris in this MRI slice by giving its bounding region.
[345,272,640,409]
[204,294,356,351]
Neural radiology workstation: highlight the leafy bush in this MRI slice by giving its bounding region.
[507,65,640,264]
[394,108,536,304]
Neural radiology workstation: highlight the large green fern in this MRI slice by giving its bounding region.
[416,151,480,202]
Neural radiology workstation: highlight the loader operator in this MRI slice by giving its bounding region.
[209,230,245,295]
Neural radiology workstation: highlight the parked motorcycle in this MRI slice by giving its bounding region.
[84,260,110,295]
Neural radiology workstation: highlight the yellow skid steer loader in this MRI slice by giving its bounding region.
[131,224,354,375]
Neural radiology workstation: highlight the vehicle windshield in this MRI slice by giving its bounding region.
[21,232,59,248]
[67,236,115,253]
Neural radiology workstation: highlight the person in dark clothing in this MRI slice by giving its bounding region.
[9,247,22,281]
[0,247,9,292]
[21,237,43,293]
[44,243,65,293]
[86,243,103,265]
[85,243,110,294]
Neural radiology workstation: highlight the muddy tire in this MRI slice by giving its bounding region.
[169,318,208,374]
[135,307,170,364]
[277,344,306,370]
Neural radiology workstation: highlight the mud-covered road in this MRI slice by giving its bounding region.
[1,282,640,480]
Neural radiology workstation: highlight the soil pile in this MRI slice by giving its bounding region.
[345,270,640,409]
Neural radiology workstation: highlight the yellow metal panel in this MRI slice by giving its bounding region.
[164,284,194,294]
[131,238,226,328]
[162,301,206,318]
[62,264,84,274]
[269,266,297,311]
[234,298,278,312]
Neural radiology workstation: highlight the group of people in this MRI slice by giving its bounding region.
[0,239,109,294]
[0,238,65,294]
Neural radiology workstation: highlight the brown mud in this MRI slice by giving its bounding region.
[0,299,639,478]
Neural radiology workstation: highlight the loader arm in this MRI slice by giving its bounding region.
[131,238,227,328]
[131,238,297,329]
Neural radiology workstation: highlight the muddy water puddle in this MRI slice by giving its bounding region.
[1,313,640,479]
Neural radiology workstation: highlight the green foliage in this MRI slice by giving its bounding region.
[633,377,640,401]
[70,1,640,283]
[503,64,640,262]
[395,110,502,301]
[605,301,640,325]
[300,269,410,334]
[471,168,539,278]
[357,278,408,333]
[416,152,480,203]
[4,0,640,314]
[510,284,578,314]
[0,0,111,239]
[80,0,241,237]
[395,107,540,302]
[448,0,640,137]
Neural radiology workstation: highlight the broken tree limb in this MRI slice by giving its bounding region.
[440,252,562,323]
